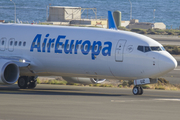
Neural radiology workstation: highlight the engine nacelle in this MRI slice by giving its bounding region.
[0,60,19,85]
[62,77,106,84]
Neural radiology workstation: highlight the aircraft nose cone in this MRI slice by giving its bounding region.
[159,52,177,74]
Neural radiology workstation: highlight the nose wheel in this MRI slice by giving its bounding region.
[132,86,143,95]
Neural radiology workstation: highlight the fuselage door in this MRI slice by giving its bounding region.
[8,38,15,52]
[0,37,7,51]
[115,40,127,62]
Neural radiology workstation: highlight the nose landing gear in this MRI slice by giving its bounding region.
[132,78,155,95]
[132,86,143,95]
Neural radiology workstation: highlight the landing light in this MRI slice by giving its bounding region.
[19,59,26,63]
[22,59,26,63]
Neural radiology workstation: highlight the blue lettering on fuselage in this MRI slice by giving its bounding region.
[30,34,112,60]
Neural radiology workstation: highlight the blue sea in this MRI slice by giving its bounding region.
[0,0,180,29]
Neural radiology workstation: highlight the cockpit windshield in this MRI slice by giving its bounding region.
[145,46,151,52]
[137,46,166,52]
[161,46,166,51]
[150,46,162,51]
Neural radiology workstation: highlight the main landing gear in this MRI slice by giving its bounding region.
[132,86,143,95]
[18,76,37,89]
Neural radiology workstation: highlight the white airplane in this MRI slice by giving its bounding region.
[0,11,177,95]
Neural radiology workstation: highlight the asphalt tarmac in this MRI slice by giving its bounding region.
[0,84,180,120]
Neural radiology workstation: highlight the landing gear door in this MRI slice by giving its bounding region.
[115,40,127,62]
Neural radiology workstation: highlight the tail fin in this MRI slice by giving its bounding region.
[108,11,117,30]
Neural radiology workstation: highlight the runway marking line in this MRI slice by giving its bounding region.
[174,69,180,70]
[111,99,180,103]
[111,100,151,103]
[154,99,180,101]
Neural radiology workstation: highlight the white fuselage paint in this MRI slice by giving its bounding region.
[0,24,177,80]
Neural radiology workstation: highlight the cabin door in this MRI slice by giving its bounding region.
[115,40,127,62]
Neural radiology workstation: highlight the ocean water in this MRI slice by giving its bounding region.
[0,0,180,29]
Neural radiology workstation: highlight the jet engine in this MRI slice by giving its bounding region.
[62,77,106,84]
[0,60,19,85]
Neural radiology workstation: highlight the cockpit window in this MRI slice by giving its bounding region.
[145,46,151,52]
[150,46,162,51]
[137,45,163,52]
[161,46,166,51]
[137,46,143,52]
[137,46,151,52]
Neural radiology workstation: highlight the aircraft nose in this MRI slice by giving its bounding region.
[159,52,177,74]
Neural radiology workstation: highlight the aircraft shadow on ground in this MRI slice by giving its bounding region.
[0,85,127,97]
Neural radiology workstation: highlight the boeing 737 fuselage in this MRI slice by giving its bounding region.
[0,13,177,95]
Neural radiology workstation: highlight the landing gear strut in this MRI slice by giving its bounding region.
[18,76,37,89]
[132,86,143,95]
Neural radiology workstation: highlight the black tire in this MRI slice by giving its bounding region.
[138,86,143,95]
[132,86,139,95]
[18,76,28,89]
[28,81,37,89]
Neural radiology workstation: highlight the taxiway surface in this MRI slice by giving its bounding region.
[162,56,180,84]
[147,35,180,45]
[0,84,180,120]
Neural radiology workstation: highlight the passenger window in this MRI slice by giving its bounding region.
[85,45,88,50]
[145,46,151,52]
[2,40,4,45]
[32,42,35,47]
[10,41,13,46]
[66,44,69,49]
[37,43,40,47]
[76,45,79,49]
[19,41,22,46]
[42,43,45,48]
[14,41,17,46]
[47,43,50,48]
[62,44,64,48]
[99,46,102,51]
[137,46,143,52]
[90,45,92,50]
[81,45,83,50]
[94,46,97,50]
[23,42,26,46]
[56,43,59,48]
[71,44,74,49]
[51,43,54,48]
